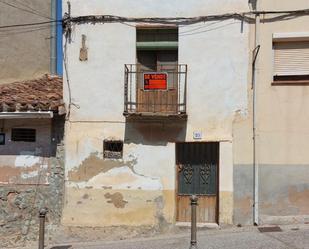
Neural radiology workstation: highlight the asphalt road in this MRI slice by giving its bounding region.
[47,225,309,249]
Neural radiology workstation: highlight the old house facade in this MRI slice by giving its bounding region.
[62,0,250,227]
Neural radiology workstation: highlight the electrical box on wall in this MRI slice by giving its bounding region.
[0,133,5,145]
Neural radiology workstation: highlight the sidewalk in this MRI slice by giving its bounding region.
[12,224,309,249]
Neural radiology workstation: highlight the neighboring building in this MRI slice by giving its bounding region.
[0,0,62,84]
[0,0,64,243]
[62,0,250,227]
[234,0,309,225]
[0,75,65,240]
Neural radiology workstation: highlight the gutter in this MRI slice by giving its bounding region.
[252,0,260,226]
[50,0,57,75]
[56,0,63,75]
[0,111,54,119]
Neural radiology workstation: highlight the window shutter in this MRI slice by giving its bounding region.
[274,41,309,76]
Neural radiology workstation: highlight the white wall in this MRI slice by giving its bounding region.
[64,0,249,137]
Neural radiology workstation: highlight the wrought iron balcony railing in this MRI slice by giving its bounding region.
[124,64,187,120]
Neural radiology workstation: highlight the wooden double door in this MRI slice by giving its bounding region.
[136,50,178,113]
[176,142,219,223]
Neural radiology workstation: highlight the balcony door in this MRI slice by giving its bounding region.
[136,50,178,114]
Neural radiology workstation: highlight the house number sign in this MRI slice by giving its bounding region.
[193,131,202,140]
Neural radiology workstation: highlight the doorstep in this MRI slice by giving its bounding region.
[175,222,219,229]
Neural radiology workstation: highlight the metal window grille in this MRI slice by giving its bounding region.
[11,128,36,142]
[103,140,123,159]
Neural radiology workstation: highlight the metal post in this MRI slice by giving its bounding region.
[38,208,47,249]
[190,195,198,249]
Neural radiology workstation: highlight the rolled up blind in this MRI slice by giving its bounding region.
[274,41,309,76]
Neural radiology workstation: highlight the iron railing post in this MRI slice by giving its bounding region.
[38,208,47,249]
[184,64,188,114]
[124,65,128,113]
[190,195,198,249]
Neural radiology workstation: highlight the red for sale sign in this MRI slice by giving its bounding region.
[144,73,168,90]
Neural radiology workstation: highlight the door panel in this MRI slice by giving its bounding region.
[176,142,219,223]
[177,196,217,223]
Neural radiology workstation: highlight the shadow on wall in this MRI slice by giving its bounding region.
[124,120,187,146]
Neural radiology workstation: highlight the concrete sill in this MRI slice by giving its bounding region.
[175,222,219,229]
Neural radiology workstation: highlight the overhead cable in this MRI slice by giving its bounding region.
[0,0,53,20]
[1,8,309,30]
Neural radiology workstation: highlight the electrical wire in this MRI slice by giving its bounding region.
[12,0,48,15]
[63,34,72,120]
[0,0,53,20]
[179,20,223,34]
[0,26,50,38]
[67,9,309,26]
[0,20,61,30]
[0,8,309,31]
[179,21,239,37]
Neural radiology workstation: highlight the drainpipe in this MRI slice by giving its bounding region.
[56,0,63,75]
[50,0,57,75]
[252,0,260,226]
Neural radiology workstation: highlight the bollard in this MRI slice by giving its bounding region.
[38,208,47,249]
[189,195,198,249]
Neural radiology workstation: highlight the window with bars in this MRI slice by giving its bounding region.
[11,128,36,142]
[103,140,123,159]
[273,40,309,84]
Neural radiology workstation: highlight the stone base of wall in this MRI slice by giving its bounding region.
[0,116,65,247]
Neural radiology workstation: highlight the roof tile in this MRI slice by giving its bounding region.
[0,74,64,113]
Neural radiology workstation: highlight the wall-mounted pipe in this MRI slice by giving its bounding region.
[252,0,260,226]
[50,0,57,75]
[56,0,63,75]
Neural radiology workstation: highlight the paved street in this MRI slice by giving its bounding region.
[43,225,309,249]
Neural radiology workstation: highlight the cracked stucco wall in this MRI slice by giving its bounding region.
[63,0,250,227]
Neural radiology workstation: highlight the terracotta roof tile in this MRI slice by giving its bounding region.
[0,74,64,113]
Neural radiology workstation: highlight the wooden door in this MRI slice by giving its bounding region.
[136,51,178,113]
[176,142,219,223]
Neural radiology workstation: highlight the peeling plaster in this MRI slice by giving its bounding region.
[15,152,41,168]
[20,170,39,179]
[88,166,162,190]
[68,153,137,181]
[69,166,163,191]
[104,192,128,208]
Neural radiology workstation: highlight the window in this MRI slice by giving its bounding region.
[103,140,123,159]
[11,128,36,142]
[273,40,309,84]
[0,133,5,145]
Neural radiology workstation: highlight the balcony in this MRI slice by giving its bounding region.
[124,64,187,121]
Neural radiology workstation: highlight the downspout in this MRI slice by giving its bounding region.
[252,0,260,226]
[50,0,57,75]
[56,0,63,75]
